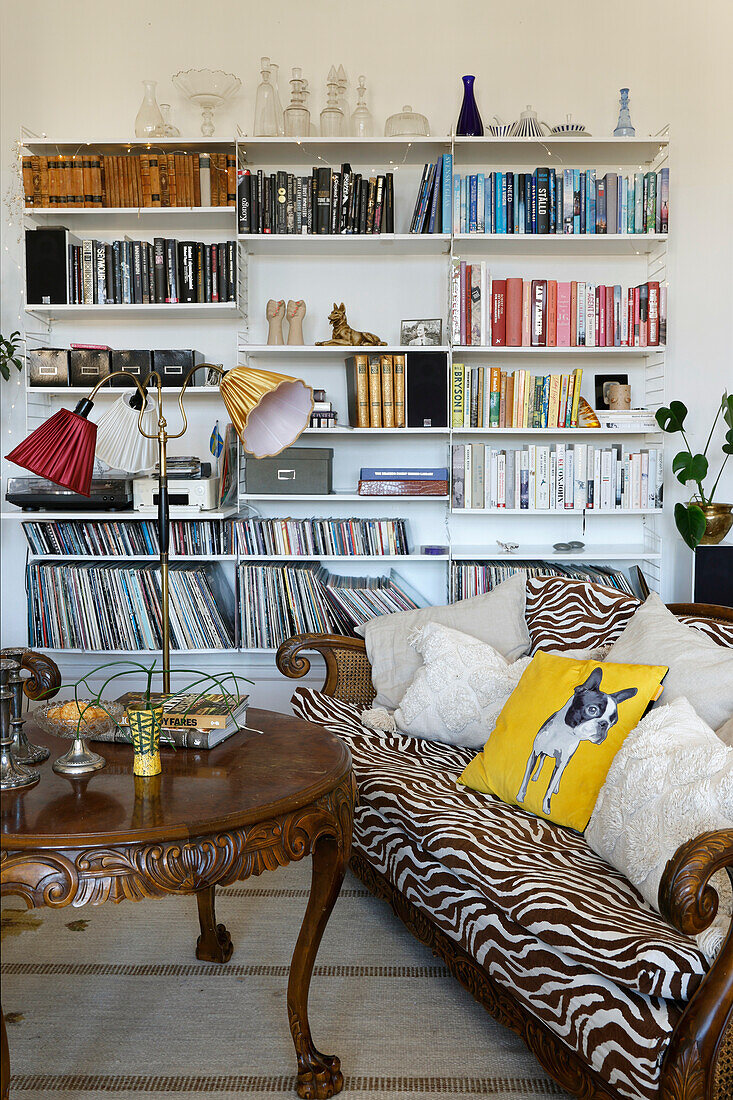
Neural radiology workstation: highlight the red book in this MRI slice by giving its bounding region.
[648,281,660,346]
[595,287,602,345]
[505,278,523,347]
[598,285,606,346]
[570,281,577,346]
[531,279,547,346]
[633,287,640,346]
[459,261,466,344]
[491,279,507,346]
[546,280,557,346]
[606,286,614,348]
[627,288,634,347]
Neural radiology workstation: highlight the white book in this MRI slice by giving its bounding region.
[505,449,515,508]
[464,444,472,509]
[631,452,642,509]
[485,268,492,346]
[497,450,506,508]
[536,446,550,509]
[514,451,522,509]
[463,369,471,428]
[564,448,574,509]
[586,445,595,509]
[585,284,596,347]
[550,451,556,507]
[555,443,565,509]
[600,450,613,511]
[641,450,650,510]
[614,444,623,509]
[489,447,499,509]
[573,443,587,509]
[528,444,536,510]
[450,260,461,345]
[655,448,664,509]
[594,448,602,510]
[576,281,586,346]
[519,449,530,510]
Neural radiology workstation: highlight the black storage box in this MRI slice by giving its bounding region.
[28,348,70,387]
[69,349,111,388]
[245,447,333,496]
[406,351,449,428]
[111,350,153,386]
[152,349,205,387]
[25,227,79,305]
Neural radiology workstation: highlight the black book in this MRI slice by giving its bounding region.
[384,173,394,234]
[112,241,123,304]
[535,168,551,234]
[268,173,277,233]
[179,242,196,303]
[95,241,106,304]
[358,178,368,234]
[238,170,251,234]
[203,243,212,301]
[286,175,295,234]
[196,242,206,302]
[130,240,143,303]
[374,175,385,234]
[146,243,155,302]
[253,170,262,233]
[505,173,514,235]
[153,238,166,303]
[329,171,341,234]
[210,243,219,302]
[276,170,287,234]
[226,241,236,301]
[410,164,429,233]
[140,241,150,303]
[347,172,360,232]
[165,238,178,303]
[315,167,331,234]
[104,244,115,305]
[517,174,525,232]
[340,163,352,234]
[218,242,227,302]
[121,241,132,304]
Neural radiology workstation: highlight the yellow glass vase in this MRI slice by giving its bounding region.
[126,705,163,777]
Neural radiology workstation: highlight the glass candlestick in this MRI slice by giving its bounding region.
[614,87,635,136]
[0,660,39,791]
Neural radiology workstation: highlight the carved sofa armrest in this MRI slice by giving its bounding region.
[276,633,375,709]
[659,829,733,1099]
[0,648,61,701]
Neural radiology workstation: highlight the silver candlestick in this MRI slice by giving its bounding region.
[0,660,40,790]
[3,648,50,764]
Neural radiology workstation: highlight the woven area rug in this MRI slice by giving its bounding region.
[2,859,568,1099]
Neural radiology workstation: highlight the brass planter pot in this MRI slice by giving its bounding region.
[126,705,163,777]
[699,503,733,545]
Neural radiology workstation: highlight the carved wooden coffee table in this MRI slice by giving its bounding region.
[0,708,355,1100]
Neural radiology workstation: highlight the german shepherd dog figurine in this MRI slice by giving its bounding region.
[517,668,637,815]
[316,302,386,346]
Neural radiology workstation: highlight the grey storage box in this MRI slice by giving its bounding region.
[69,348,111,388]
[28,348,70,387]
[111,350,153,386]
[245,447,333,496]
[152,349,205,387]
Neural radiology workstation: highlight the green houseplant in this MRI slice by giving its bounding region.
[0,331,23,381]
[656,393,733,548]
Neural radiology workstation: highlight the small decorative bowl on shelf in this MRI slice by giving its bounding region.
[34,698,123,776]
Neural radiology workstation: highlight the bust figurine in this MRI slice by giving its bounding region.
[286,299,306,345]
[266,299,286,345]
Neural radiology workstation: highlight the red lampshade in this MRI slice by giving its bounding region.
[6,406,97,496]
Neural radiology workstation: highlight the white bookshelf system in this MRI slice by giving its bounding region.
[6,129,669,675]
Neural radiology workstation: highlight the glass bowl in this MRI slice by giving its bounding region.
[172,68,241,107]
[384,105,430,138]
[34,699,124,740]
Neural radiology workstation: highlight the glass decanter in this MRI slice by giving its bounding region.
[320,66,344,137]
[614,87,635,137]
[284,67,310,137]
[337,65,349,123]
[134,80,165,139]
[159,103,181,138]
[270,62,286,136]
[254,57,279,137]
[351,75,373,138]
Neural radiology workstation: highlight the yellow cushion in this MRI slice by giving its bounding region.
[458,651,668,832]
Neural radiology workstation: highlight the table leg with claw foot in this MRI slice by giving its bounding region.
[195,885,233,963]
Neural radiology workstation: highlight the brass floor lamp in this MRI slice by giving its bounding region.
[7,364,314,693]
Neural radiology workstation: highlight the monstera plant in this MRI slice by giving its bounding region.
[656,393,733,548]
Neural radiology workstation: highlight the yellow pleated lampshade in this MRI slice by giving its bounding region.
[219,366,314,458]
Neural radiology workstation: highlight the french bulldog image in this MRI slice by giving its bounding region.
[517,667,638,815]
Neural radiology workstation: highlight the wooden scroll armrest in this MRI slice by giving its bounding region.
[276,633,376,708]
[0,648,61,701]
[659,829,733,1100]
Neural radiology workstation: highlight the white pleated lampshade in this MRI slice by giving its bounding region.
[95,393,157,473]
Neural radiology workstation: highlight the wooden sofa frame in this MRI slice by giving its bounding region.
[276,600,733,1100]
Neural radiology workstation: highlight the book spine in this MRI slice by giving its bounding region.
[392,354,406,428]
[368,355,382,427]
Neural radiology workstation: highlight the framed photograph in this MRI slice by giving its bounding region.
[401,318,443,347]
[594,373,629,408]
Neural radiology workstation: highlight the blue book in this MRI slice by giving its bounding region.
[485,174,492,232]
[441,153,453,234]
[427,156,443,234]
[586,170,596,233]
[360,468,449,481]
[573,169,580,234]
[477,173,485,232]
[579,171,586,234]
[494,172,502,232]
[460,176,468,232]
[468,174,478,232]
[531,174,537,233]
[542,375,550,428]
[513,174,520,232]
[453,174,461,234]
[549,170,556,233]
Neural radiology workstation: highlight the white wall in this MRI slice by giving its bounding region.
[1,0,731,682]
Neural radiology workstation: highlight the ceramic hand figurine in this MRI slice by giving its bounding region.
[286,299,306,345]
[315,302,386,346]
[266,299,286,345]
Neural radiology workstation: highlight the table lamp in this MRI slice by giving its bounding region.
[6,364,314,691]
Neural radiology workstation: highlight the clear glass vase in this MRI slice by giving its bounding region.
[270,62,286,136]
[134,80,165,139]
[284,67,310,137]
[351,76,373,138]
[254,57,278,137]
[159,104,181,138]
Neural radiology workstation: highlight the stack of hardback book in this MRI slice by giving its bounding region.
[453,166,669,235]
[22,152,234,208]
[238,164,394,235]
[358,467,449,497]
[88,692,251,749]
[450,266,666,348]
[67,238,236,305]
[452,365,584,428]
[345,354,406,428]
[409,155,453,234]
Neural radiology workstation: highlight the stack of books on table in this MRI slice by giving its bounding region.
[358,467,449,497]
[96,692,250,749]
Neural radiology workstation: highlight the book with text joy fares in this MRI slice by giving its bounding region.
[345,354,370,427]
[105,692,250,749]
[368,355,383,427]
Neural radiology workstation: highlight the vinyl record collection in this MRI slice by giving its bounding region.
[451,560,635,600]
[21,519,227,557]
[28,561,235,650]
[229,517,410,557]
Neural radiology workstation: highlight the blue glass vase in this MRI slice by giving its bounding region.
[457,75,483,137]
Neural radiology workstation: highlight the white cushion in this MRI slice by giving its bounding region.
[586,696,733,960]
[605,592,733,731]
[357,572,530,710]
[393,622,531,747]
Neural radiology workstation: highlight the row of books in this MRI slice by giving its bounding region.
[27,562,235,651]
[409,155,453,234]
[450,265,667,348]
[21,520,229,558]
[229,518,410,557]
[22,152,235,208]
[453,365,585,429]
[451,443,663,511]
[454,168,669,235]
[238,564,422,648]
[346,354,406,428]
[451,561,636,600]
[237,165,395,235]
[65,238,237,306]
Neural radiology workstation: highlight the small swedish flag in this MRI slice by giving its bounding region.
[210,421,224,459]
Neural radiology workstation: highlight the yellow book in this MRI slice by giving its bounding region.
[548,374,561,428]
[570,367,583,427]
[523,370,532,428]
[451,362,465,428]
[368,356,382,428]
[392,354,406,428]
[345,354,370,428]
[381,355,395,428]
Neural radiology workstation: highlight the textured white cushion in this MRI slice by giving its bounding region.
[586,696,733,960]
[605,592,733,731]
[392,622,531,747]
[357,572,530,710]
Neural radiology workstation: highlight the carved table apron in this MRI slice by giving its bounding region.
[1,709,355,1100]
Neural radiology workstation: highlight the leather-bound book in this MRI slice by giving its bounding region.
[167,154,177,207]
[393,354,406,427]
[159,155,170,207]
[226,153,236,205]
[368,355,382,427]
[140,155,152,207]
[148,154,161,207]
[381,355,395,427]
[192,154,201,206]
[345,354,370,427]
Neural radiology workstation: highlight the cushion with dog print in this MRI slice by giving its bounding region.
[458,651,668,832]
